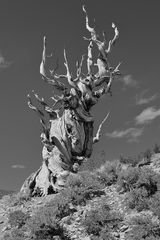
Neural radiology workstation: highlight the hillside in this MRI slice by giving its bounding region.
[0,150,160,240]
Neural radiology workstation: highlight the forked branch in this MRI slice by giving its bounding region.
[82,5,120,83]
[40,36,67,92]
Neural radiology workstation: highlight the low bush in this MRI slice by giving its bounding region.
[136,167,159,196]
[8,210,30,228]
[2,191,31,207]
[119,155,141,167]
[153,144,160,154]
[95,160,121,186]
[117,166,159,194]
[126,187,149,212]
[3,228,28,240]
[45,194,73,219]
[126,214,160,240]
[117,167,140,192]
[61,171,105,206]
[26,207,71,240]
[143,149,152,163]
[82,201,122,238]
[149,192,160,219]
[117,165,160,212]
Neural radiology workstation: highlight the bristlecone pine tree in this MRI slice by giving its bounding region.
[21,6,121,196]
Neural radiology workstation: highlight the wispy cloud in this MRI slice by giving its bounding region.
[120,74,138,88]
[135,89,158,105]
[0,52,11,69]
[106,127,144,142]
[135,106,160,125]
[11,165,26,169]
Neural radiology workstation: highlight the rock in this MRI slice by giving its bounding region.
[113,232,120,238]
[120,225,129,232]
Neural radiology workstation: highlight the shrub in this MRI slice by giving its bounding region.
[82,202,122,238]
[94,171,115,186]
[44,193,73,219]
[3,228,29,240]
[2,191,31,207]
[8,210,30,228]
[117,166,159,195]
[149,192,160,219]
[143,149,152,162]
[118,166,160,211]
[95,160,121,186]
[136,167,159,196]
[62,171,105,206]
[126,214,160,240]
[119,155,141,167]
[126,187,149,211]
[117,167,140,192]
[153,144,160,154]
[26,207,70,240]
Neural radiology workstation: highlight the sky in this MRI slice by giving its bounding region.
[0,0,160,190]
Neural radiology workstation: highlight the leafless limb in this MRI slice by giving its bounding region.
[75,54,85,80]
[106,23,119,54]
[83,5,120,85]
[87,41,93,75]
[63,49,76,88]
[31,90,57,116]
[27,94,44,117]
[113,62,121,75]
[50,95,64,111]
[27,93,48,134]
[93,112,110,143]
[40,36,67,92]
[94,70,113,97]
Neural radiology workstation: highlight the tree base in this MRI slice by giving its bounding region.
[20,161,70,197]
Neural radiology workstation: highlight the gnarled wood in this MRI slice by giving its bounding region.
[21,6,121,196]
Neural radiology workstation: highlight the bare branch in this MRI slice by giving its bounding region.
[94,61,121,89]
[83,6,111,74]
[94,76,110,88]
[93,112,110,144]
[40,36,68,93]
[75,54,85,80]
[27,93,49,135]
[95,58,109,78]
[83,6,120,83]
[87,41,93,75]
[42,76,67,92]
[82,5,96,39]
[63,49,76,88]
[27,94,44,118]
[31,90,56,115]
[102,70,113,94]
[106,23,119,54]
[94,70,113,98]
[113,62,121,76]
[102,31,107,45]
[32,90,47,107]
[83,5,104,48]
[50,58,59,76]
[50,95,64,110]
[40,36,55,78]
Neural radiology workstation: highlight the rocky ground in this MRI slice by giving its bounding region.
[0,153,160,240]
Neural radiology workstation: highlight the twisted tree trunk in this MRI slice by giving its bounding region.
[21,6,121,196]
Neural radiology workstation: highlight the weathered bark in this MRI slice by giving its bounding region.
[21,6,121,196]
